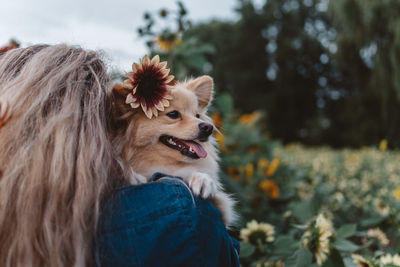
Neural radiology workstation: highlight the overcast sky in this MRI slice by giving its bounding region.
[0,0,241,72]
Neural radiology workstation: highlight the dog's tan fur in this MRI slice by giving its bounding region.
[113,75,236,226]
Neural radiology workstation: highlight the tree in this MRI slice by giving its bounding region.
[328,0,400,147]
[186,0,337,144]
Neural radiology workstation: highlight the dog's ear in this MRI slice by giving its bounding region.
[186,75,213,109]
[112,83,133,117]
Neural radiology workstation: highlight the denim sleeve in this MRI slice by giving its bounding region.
[95,177,240,267]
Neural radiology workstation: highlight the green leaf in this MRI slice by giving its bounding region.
[285,248,313,267]
[336,224,357,240]
[289,200,314,223]
[322,248,345,267]
[332,240,359,252]
[272,236,299,256]
[239,242,255,258]
[360,216,386,227]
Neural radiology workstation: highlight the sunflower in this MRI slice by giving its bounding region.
[215,132,227,152]
[367,228,389,246]
[373,199,389,216]
[265,158,280,176]
[258,179,280,199]
[302,214,333,265]
[123,55,175,119]
[155,35,182,52]
[393,188,400,200]
[257,157,269,169]
[380,254,400,266]
[238,111,261,125]
[379,139,388,151]
[211,112,223,130]
[245,163,254,179]
[351,254,373,267]
[240,220,275,245]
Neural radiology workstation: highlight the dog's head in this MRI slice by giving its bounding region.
[113,75,216,164]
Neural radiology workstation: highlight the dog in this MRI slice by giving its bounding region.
[112,75,236,227]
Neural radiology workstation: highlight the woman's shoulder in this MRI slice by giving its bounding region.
[95,176,239,267]
[98,177,203,231]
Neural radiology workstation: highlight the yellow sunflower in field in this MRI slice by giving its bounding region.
[265,158,280,176]
[367,228,389,246]
[245,163,254,179]
[393,188,400,200]
[211,112,223,130]
[379,139,388,151]
[238,111,261,125]
[302,214,333,265]
[240,220,275,245]
[155,35,182,52]
[259,179,280,199]
[257,157,269,169]
[352,254,372,267]
[379,253,400,266]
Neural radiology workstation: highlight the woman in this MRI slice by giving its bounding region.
[0,45,239,267]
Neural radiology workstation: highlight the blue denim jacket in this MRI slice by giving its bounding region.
[95,174,240,267]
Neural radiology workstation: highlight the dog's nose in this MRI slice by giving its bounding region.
[199,122,214,135]
[198,123,214,141]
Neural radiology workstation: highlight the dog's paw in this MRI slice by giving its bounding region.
[187,172,218,199]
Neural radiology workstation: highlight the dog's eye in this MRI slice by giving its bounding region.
[196,114,200,118]
[167,111,181,119]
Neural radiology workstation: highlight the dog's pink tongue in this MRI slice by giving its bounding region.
[182,141,207,158]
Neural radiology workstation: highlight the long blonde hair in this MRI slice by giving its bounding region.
[0,45,128,266]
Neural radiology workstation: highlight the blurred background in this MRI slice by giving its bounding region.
[2,0,400,266]
[4,0,400,148]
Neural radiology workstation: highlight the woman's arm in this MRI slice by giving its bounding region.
[95,177,239,267]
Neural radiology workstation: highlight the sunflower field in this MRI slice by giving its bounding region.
[132,4,400,266]
[213,94,400,267]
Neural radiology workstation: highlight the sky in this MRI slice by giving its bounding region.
[0,0,239,72]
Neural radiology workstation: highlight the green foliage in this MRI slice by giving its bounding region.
[212,94,400,266]
[185,0,337,144]
[134,2,400,266]
[183,0,400,148]
[327,0,400,147]
[137,2,215,79]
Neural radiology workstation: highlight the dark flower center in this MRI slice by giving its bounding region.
[133,65,167,101]
[307,227,321,254]
[248,230,267,245]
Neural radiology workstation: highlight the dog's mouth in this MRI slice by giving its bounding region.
[159,135,207,159]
